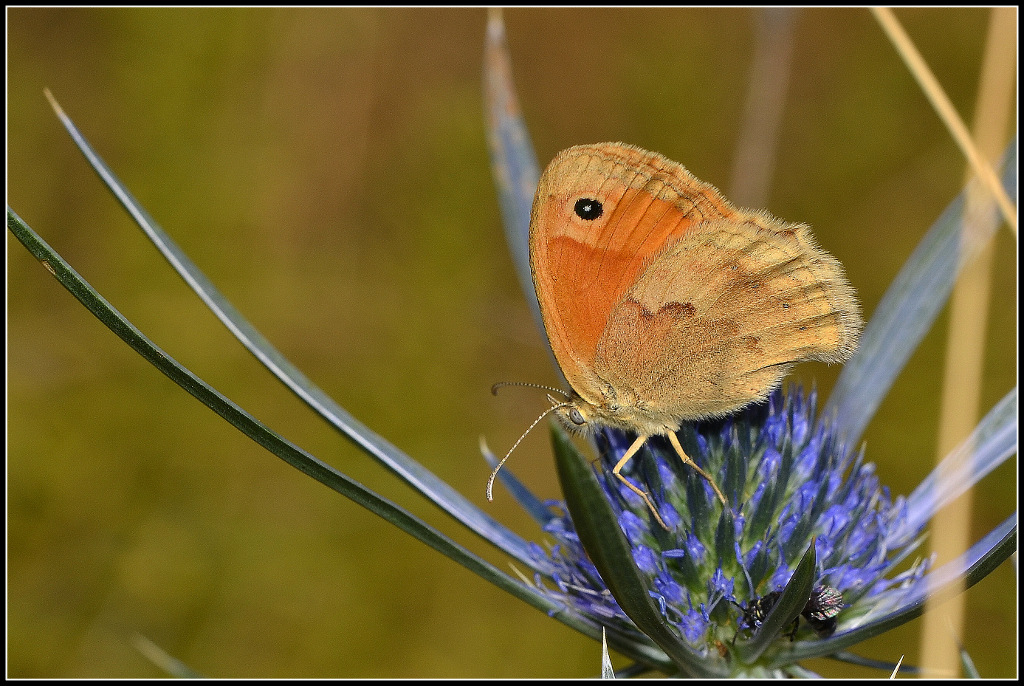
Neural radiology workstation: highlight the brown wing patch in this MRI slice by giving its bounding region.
[593,214,861,420]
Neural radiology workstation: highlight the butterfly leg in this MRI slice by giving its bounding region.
[668,432,727,506]
[612,434,670,530]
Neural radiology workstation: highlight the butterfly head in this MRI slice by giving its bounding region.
[550,394,592,433]
[550,388,680,438]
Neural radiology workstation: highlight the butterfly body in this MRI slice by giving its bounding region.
[529,143,862,439]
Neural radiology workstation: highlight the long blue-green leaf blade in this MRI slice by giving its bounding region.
[483,9,542,334]
[482,439,557,528]
[899,387,1017,542]
[42,90,544,574]
[826,650,919,675]
[132,636,204,679]
[10,207,676,663]
[824,142,1017,444]
[770,513,1016,665]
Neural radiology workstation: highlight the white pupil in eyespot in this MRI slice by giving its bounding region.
[574,198,603,220]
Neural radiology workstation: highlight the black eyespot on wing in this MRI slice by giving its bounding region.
[574,198,603,220]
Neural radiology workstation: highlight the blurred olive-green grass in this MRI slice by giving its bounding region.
[7,7,1016,678]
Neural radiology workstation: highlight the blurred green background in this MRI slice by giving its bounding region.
[8,7,1016,678]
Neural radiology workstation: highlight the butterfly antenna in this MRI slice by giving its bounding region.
[491,381,572,400]
[486,402,570,501]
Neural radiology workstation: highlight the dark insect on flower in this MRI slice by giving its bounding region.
[736,591,786,636]
[801,584,844,637]
[737,585,844,640]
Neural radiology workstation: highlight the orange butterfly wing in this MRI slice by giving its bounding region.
[529,143,861,426]
[529,143,734,407]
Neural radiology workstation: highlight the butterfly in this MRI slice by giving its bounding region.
[490,143,862,527]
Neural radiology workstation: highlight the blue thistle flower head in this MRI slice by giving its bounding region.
[519,385,930,675]
[482,10,1014,676]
